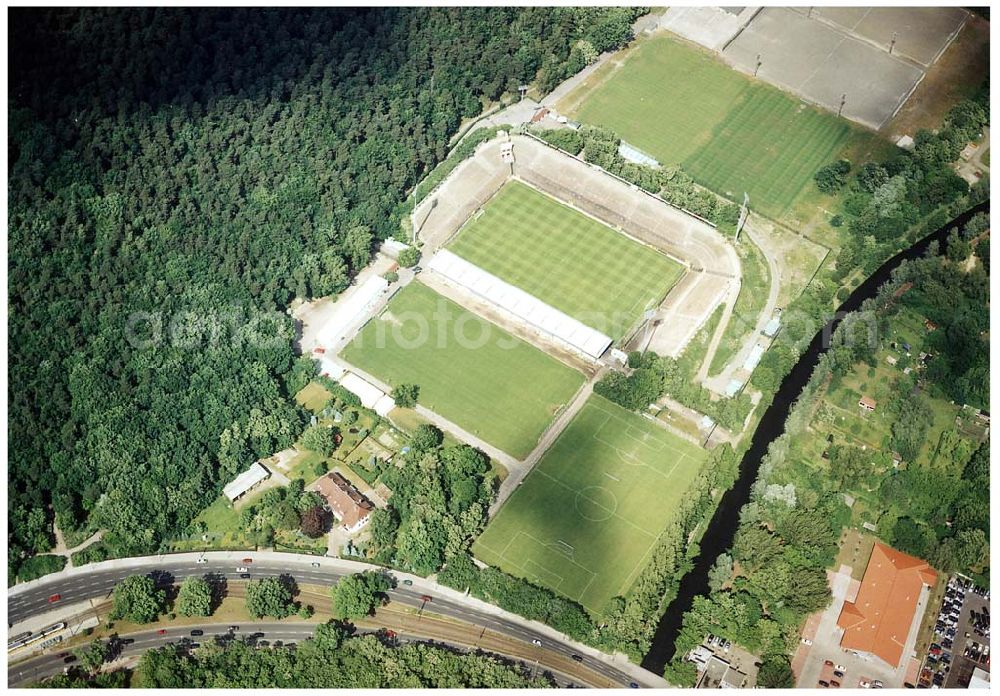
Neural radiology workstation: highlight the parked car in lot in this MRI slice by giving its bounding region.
[818,680,829,688]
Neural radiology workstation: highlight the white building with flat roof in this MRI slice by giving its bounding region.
[314,275,389,350]
[339,371,396,417]
[223,462,271,502]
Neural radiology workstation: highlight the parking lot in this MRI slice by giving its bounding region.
[916,575,991,688]
[793,563,929,688]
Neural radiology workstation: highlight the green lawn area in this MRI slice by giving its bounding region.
[683,87,852,215]
[168,494,255,552]
[473,394,708,614]
[295,381,332,413]
[448,180,682,339]
[341,282,585,459]
[566,35,875,218]
[572,35,747,163]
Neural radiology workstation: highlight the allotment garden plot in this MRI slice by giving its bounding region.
[564,35,870,217]
[448,180,682,340]
[473,394,707,613]
[341,282,584,459]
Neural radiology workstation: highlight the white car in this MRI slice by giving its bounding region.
[835,665,846,672]
[236,566,248,573]
[531,639,542,647]
[196,558,207,564]
[801,638,813,645]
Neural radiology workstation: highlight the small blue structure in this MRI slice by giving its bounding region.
[762,316,781,338]
[618,140,661,169]
[742,343,766,373]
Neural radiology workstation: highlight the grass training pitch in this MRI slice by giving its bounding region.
[568,36,863,216]
[448,180,683,339]
[341,282,584,459]
[473,394,708,613]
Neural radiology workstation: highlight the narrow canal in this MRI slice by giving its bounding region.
[642,200,990,674]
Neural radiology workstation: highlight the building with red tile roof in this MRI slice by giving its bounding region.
[837,542,937,668]
[316,472,374,534]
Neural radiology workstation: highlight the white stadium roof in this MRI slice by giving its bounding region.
[339,371,396,414]
[223,462,271,501]
[428,250,612,359]
[315,275,389,350]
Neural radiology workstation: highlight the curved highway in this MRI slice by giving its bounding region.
[8,552,665,688]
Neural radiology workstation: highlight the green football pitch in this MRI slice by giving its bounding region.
[569,35,863,217]
[448,180,683,340]
[340,282,584,459]
[472,394,708,613]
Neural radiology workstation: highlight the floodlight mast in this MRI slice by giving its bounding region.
[736,192,749,242]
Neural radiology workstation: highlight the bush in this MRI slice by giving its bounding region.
[300,424,337,457]
[535,127,584,155]
[16,554,66,582]
[814,159,851,194]
[391,383,419,408]
[397,247,420,268]
[382,271,399,283]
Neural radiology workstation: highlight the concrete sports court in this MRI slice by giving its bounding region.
[663,6,969,130]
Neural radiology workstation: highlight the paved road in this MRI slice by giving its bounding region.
[8,620,593,688]
[490,373,600,515]
[702,219,781,395]
[8,553,664,688]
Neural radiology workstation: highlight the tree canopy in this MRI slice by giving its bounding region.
[8,6,639,577]
[110,575,166,624]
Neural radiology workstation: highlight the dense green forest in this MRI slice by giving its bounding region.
[39,623,553,688]
[8,7,643,577]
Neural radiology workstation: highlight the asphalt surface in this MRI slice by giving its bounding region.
[8,557,644,688]
[8,622,589,687]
